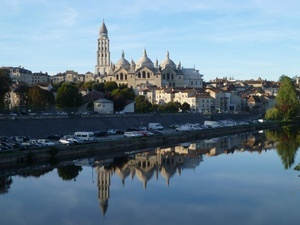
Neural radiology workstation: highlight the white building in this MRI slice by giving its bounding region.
[94,98,114,114]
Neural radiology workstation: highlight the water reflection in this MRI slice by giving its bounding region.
[266,126,300,169]
[82,129,278,215]
[2,127,300,224]
[0,129,280,197]
[0,176,12,194]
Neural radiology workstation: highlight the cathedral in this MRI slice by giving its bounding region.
[94,22,204,91]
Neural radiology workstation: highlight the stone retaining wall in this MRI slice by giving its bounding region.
[0,113,261,138]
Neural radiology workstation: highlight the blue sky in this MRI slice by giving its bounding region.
[1,0,300,81]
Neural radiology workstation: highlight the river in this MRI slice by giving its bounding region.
[1,127,300,225]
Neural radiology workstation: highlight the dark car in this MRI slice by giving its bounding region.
[47,134,63,140]
[94,130,108,137]
[126,127,139,132]
[116,128,125,134]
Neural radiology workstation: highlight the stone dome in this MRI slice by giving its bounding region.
[160,51,176,70]
[136,49,154,69]
[116,51,130,70]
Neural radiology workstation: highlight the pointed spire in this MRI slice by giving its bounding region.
[143,48,147,57]
[121,50,125,58]
[166,51,169,59]
[99,19,108,36]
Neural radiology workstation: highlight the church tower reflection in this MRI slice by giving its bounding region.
[92,130,276,216]
[96,165,111,215]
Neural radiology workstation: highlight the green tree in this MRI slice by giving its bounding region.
[92,82,105,92]
[0,68,12,110]
[164,102,180,113]
[266,75,300,121]
[13,84,30,113]
[27,86,55,112]
[81,81,95,91]
[111,88,121,97]
[75,81,84,89]
[105,81,118,92]
[265,107,281,120]
[119,84,128,90]
[134,95,152,113]
[114,95,126,112]
[181,102,190,112]
[56,83,83,111]
[152,103,159,112]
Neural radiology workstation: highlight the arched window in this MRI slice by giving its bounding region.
[147,72,150,78]
[142,71,146,78]
[171,74,174,79]
[167,73,170,79]
[120,73,123,80]
[125,75,127,80]
[138,72,141,78]
[116,74,119,80]
[163,74,165,79]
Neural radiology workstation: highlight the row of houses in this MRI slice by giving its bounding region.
[2,65,280,114]
[84,78,278,114]
[138,83,277,114]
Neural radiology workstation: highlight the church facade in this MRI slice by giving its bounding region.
[94,22,204,91]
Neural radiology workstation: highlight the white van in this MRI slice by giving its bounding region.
[74,132,94,141]
[148,123,164,130]
[204,120,220,128]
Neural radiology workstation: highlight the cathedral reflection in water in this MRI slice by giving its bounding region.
[89,131,276,214]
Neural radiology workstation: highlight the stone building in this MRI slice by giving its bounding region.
[94,22,204,92]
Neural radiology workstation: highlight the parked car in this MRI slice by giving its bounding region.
[169,123,180,129]
[58,137,74,145]
[148,129,162,135]
[115,129,125,134]
[138,130,154,136]
[124,131,143,138]
[94,130,108,137]
[63,135,83,144]
[22,139,45,148]
[37,139,56,146]
[107,129,117,135]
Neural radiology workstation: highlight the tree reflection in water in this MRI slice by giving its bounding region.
[57,165,83,181]
[0,176,12,195]
[266,125,300,169]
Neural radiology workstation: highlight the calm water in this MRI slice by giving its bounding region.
[1,129,300,225]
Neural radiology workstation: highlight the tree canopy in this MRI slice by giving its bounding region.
[56,83,83,110]
[134,95,152,113]
[104,81,118,92]
[0,68,12,109]
[27,86,55,112]
[265,75,299,121]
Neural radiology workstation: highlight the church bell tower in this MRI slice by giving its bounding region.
[95,21,111,76]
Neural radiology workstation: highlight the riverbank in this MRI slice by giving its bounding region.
[0,120,280,168]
